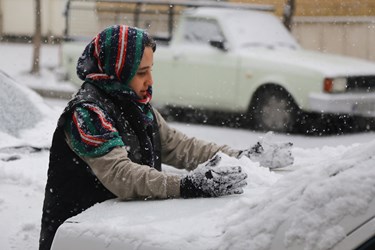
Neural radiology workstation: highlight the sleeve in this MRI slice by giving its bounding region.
[64,103,125,157]
[154,109,241,171]
[80,147,181,200]
[64,103,181,200]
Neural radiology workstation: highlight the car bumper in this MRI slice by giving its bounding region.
[309,92,375,117]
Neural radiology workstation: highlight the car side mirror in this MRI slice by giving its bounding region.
[209,40,228,52]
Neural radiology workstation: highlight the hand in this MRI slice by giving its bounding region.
[180,154,248,198]
[239,132,294,169]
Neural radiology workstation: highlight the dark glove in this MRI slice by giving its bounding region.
[238,132,294,169]
[180,154,248,198]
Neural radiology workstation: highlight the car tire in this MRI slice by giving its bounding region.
[249,85,299,133]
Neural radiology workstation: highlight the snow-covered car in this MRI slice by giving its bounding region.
[60,6,375,133]
[0,70,45,137]
[0,67,61,249]
[51,141,375,250]
[0,70,54,161]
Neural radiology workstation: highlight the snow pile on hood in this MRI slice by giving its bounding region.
[53,140,375,250]
[51,152,279,250]
[217,140,375,250]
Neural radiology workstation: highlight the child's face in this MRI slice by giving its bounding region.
[129,47,154,99]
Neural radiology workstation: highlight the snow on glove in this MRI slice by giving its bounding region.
[180,154,248,198]
[238,132,294,169]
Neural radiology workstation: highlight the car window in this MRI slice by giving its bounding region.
[356,233,375,250]
[182,17,225,45]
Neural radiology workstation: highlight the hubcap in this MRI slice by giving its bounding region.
[261,96,292,131]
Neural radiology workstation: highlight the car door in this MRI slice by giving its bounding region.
[168,17,238,111]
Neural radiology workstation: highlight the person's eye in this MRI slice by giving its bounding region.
[137,71,147,76]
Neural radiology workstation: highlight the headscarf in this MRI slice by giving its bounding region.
[76,24,151,102]
[75,25,157,167]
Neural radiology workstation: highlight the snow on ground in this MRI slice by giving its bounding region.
[0,42,375,250]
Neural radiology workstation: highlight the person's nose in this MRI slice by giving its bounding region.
[147,71,153,86]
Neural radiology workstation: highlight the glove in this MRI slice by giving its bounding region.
[180,154,248,198]
[238,132,294,169]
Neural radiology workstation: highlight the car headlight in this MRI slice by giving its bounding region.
[323,78,347,93]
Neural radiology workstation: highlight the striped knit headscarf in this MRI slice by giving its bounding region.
[77,25,149,100]
[74,25,157,167]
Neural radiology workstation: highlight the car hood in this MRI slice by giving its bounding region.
[240,48,375,77]
[51,140,375,250]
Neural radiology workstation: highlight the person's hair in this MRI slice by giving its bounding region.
[144,32,156,52]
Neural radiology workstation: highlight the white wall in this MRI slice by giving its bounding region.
[1,0,66,37]
[67,1,99,38]
[292,16,375,62]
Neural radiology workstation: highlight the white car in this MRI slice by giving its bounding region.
[51,143,375,250]
[60,7,375,133]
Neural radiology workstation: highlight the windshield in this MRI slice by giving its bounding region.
[223,10,300,49]
[182,18,225,44]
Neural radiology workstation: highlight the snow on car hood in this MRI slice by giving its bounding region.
[52,140,375,250]
[239,47,375,77]
[219,141,375,250]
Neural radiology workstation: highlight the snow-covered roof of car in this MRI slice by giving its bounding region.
[0,71,46,137]
[183,7,300,50]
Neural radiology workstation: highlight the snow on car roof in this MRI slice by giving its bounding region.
[0,71,44,136]
[0,71,55,148]
[185,7,299,49]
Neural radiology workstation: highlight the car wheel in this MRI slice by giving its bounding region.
[250,86,299,133]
